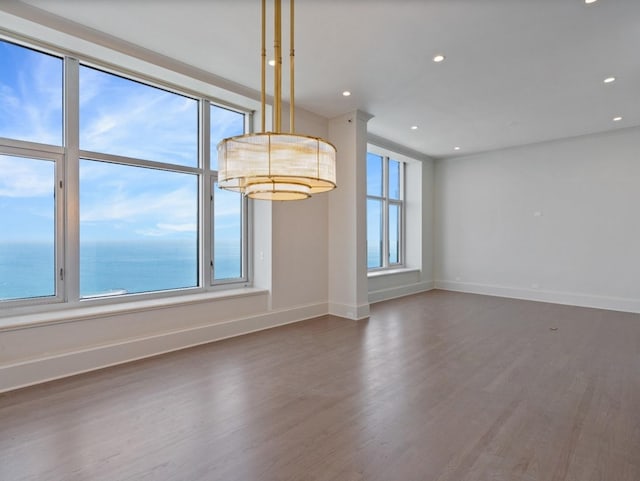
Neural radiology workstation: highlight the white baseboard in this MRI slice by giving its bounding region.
[369,281,435,304]
[0,302,328,393]
[435,280,640,314]
[328,302,370,320]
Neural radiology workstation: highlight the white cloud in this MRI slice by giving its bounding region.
[81,186,194,223]
[0,52,63,145]
[0,84,19,110]
[136,222,197,237]
[157,223,197,232]
[79,71,198,165]
[0,156,54,198]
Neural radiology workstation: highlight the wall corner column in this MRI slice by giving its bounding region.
[327,110,373,320]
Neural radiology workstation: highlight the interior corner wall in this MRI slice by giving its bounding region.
[434,126,640,313]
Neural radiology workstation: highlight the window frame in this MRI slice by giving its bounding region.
[0,144,65,307]
[210,175,250,285]
[366,145,405,272]
[0,35,253,314]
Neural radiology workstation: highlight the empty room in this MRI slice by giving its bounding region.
[1,0,639,480]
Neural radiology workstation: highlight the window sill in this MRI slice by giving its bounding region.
[0,287,269,333]
[368,267,420,278]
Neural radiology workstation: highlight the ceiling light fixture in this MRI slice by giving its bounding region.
[453,146,461,151]
[342,90,351,97]
[603,77,616,83]
[613,116,623,122]
[433,54,445,63]
[585,0,597,4]
[410,125,419,130]
[218,0,336,201]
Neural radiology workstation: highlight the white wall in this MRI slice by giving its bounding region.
[435,126,640,313]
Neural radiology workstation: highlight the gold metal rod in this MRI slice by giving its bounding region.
[274,0,282,132]
[261,0,266,132]
[289,0,295,133]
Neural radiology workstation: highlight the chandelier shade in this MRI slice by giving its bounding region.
[218,132,336,200]
[217,0,337,201]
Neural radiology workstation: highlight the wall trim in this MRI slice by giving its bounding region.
[369,281,435,304]
[368,134,433,163]
[328,302,370,320]
[0,302,328,394]
[435,280,640,314]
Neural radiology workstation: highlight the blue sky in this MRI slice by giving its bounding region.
[0,41,62,145]
[0,39,244,244]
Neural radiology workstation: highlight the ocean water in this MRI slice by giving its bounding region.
[367,250,382,269]
[0,242,55,300]
[0,240,241,301]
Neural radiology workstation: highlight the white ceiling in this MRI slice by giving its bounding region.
[8,0,640,158]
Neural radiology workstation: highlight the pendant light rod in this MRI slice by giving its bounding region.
[261,0,266,132]
[289,0,295,133]
[273,0,282,132]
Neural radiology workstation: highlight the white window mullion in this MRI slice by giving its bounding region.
[201,100,212,288]
[209,176,217,284]
[242,196,251,285]
[242,112,253,284]
[55,151,65,302]
[382,156,390,268]
[400,161,405,265]
[63,56,80,303]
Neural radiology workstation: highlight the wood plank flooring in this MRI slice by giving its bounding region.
[1,290,639,480]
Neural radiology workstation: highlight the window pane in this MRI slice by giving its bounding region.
[79,66,198,166]
[211,105,245,171]
[367,198,383,269]
[367,153,383,196]
[80,160,198,297]
[213,183,243,281]
[389,159,401,200]
[0,40,63,145]
[0,155,55,300]
[389,203,400,265]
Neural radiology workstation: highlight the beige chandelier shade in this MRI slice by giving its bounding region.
[218,132,337,200]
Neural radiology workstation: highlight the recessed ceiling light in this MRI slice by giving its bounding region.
[453,146,461,151]
[585,0,597,4]
[603,77,616,83]
[268,59,276,67]
[433,54,445,63]
[613,116,623,122]
[410,125,419,130]
[342,90,351,97]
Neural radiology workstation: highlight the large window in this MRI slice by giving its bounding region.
[0,37,250,308]
[367,150,404,270]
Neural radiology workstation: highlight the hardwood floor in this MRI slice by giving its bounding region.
[1,290,639,480]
